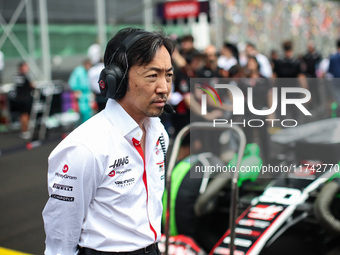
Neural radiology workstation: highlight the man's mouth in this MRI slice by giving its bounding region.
[152,98,167,107]
[153,101,166,107]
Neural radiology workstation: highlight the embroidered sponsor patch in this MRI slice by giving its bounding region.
[51,194,74,202]
[53,183,73,191]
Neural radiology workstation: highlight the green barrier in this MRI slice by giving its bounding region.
[162,157,191,236]
[162,144,263,236]
[331,102,338,118]
[0,24,186,59]
[228,143,262,187]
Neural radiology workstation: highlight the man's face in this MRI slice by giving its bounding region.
[21,63,29,74]
[181,40,193,53]
[119,45,173,123]
[204,46,217,63]
[246,45,256,57]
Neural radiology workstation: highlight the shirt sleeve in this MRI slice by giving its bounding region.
[259,56,273,78]
[42,143,101,255]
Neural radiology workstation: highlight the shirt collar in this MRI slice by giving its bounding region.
[104,99,143,141]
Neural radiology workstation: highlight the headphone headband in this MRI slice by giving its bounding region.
[118,31,149,53]
[106,30,149,67]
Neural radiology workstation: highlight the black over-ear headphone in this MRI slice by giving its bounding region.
[98,31,149,99]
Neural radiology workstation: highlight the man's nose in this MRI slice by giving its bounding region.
[156,76,169,94]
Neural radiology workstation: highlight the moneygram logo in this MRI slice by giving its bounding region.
[199,83,311,128]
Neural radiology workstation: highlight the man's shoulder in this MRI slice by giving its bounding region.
[330,53,340,61]
[276,57,301,69]
[150,116,164,128]
[54,113,111,151]
[149,117,168,135]
[257,53,269,61]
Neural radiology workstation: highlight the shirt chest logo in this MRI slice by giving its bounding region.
[154,140,162,155]
[110,156,129,169]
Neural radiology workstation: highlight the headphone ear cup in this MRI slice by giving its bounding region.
[98,65,124,99]
[98,69,110,98]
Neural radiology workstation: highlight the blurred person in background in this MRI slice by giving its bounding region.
[197,45,222,78]
[179,34,200,64]
[317,57,330,78]
[328,38,340,103]
[88,58,107,112]
[270,49,279,71]
[273,40,305,79]
[171,44,204,160]
[68,58,93,123]
[11,61,34,139]
[301,42,322,110]
[241,56,273,163]
[217,42,238,75]
[87,39,101,65]
[245,42,273,78]
[273,40,308,122]
[302,42,322,78]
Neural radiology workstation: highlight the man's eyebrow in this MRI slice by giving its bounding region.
[144,66,173,73]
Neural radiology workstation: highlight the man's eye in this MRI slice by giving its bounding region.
[148,74,157,78]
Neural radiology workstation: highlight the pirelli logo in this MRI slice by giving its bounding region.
[53,183,73,191]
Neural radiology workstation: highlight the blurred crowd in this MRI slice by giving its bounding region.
[164,35,340,162]
[1,34,340,163]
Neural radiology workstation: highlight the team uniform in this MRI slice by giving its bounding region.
[43,99,168,255]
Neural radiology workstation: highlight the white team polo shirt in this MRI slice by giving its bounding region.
[43,99,168,255]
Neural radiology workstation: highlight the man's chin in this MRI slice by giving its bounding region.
[146,107,164,117]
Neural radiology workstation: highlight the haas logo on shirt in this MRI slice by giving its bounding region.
[110,156,129,169]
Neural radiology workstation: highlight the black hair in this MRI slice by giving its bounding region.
[103,27,176,100]
[282,40,293,52]
[337,38,340,49]
[229,64,242,78]
[224,42,239,62]
[247,55,261,70]
[181,34,194,43]
[17,61,27,69]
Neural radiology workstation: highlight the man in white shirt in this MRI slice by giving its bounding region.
[87,42,101,65]
[217,42,238,72]
[43,27,175,255]
[88,59,107,111]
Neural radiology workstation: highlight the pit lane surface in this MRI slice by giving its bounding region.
[0,131,62,254]
[0,247,31,254]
